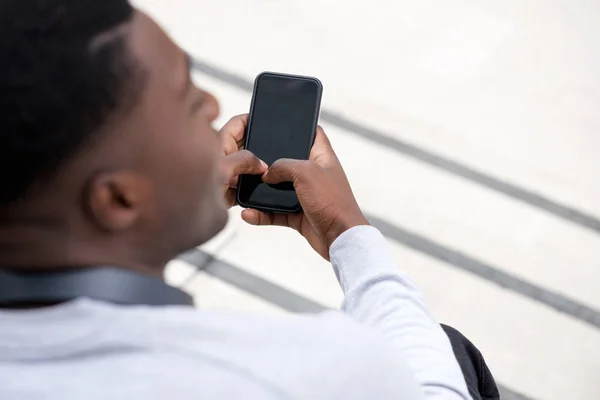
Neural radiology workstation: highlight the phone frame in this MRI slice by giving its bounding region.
[236,71,323,214]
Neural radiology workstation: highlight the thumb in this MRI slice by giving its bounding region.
[225,150,268,178]
[262,158,313,185]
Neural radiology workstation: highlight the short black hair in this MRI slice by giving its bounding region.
[0,0,144,204]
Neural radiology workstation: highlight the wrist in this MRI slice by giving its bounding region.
[324,214,369,250]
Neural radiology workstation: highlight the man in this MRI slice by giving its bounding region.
[0,1,483,399]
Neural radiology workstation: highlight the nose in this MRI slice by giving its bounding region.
[204,91,220,122]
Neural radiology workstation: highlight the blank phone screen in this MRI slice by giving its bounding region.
[238,73,321,211]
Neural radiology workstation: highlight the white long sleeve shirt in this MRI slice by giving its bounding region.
[0,226,471,399]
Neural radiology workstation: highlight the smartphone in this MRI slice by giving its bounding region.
[236,72,323,213]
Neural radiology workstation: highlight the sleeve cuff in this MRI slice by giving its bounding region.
[329,225,402,293]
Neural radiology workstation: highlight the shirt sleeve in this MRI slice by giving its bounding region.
[329,225,472,400]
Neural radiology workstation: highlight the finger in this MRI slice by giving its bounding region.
[309,125,336,161]
[241,209,271,226]
[227,175,240,188]
[241,209,290,227]
[224,150,268,178]
[225,188,237,208]
[313,125,332,148]
[219,114,248,143]
[262,159,317,185]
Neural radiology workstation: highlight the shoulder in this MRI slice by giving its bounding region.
[134,305,379,350]
[123,306,422,399]
[119,304,390,359]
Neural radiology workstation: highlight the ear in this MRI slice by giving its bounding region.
[83,171,152,232]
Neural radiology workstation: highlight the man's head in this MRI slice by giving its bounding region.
[0,1,227,274]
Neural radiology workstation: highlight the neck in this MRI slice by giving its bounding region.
[0,222,165,279]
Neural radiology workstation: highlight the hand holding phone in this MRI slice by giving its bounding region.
[236,72,323,213]
[242,127,368,260]
[218,114,267,208]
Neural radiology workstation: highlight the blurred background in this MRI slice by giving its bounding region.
[134,1,600,399]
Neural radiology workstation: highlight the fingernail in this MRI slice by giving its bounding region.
[260,160,268,169]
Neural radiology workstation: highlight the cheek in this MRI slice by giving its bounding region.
[187,123,223,197]
[155,127,216,209]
